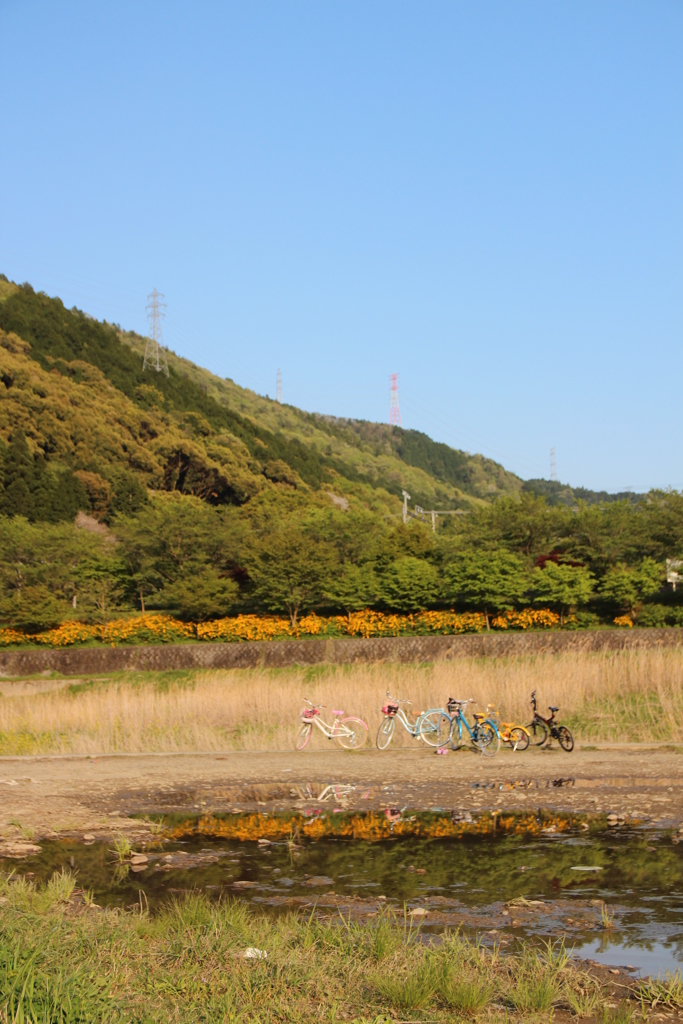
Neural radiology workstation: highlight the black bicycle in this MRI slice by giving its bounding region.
[527,690,574,752]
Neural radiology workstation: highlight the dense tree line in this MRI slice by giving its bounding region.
[2,489,683,633]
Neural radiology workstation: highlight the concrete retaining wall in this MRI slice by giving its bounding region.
[1,627,683,677]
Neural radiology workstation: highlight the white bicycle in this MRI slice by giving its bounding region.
[376,693,447,749]
[295,699,369,750]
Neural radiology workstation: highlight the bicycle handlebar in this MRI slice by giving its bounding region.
[302,698,325,708]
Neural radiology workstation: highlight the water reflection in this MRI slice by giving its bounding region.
[2,824,681,975]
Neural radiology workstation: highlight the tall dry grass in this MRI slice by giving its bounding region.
[1,649,682,755]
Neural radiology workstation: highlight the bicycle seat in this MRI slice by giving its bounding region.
[332,709,345,716]
[549,706,559,712]
[473,712,485,721]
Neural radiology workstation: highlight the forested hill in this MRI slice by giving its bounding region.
[0,276,523,519]
[1,276,679,636]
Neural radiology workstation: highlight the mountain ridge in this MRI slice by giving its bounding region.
[0,276,637,520]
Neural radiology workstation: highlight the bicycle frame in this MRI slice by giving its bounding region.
[302,710,358,741]
[389,706,422,737]
[450,708,483,744]
[529,691,557,730]
[485,704,529,745]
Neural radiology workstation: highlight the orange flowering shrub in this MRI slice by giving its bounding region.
[0,607,564,648]
[491,608,561,630]
[614,614,634,628]
[0,614,195,648]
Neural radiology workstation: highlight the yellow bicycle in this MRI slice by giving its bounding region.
[485,704,530,751]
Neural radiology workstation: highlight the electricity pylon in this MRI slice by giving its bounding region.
[389,373,401,426]
[143,288,169,376]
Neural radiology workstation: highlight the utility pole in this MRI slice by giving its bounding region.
[550,447,557,482]
[276,368,282,403]
[402,489,411,525]
[389,373,402,426]
[143,289,169,376]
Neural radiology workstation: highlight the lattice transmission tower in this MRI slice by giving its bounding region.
[389,373,401,426]
[276,368,282,403]
[143,288,169,376]
[550,447,557,482]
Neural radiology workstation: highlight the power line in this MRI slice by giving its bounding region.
[389,373,401,426]
[143,288,169,376]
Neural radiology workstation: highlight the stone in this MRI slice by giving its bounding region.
[130,854,148,865]
[0,842,41,858]
[409,907,428,917]
[83,834,95,842]
[303,876,334,887]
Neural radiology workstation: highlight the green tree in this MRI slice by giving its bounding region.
[380,556,439,612]
[0,516,96,630]
[162,568,238,621]
[74,552,129,623]
[323,563,380,618]
[531,561,594,625]
[108,471,148,518]
[112,495,244,614]
[1,429,34,518]
[599,558,662,622]
[453,494,568,559]
[245,525,338,626]
[443,550,529,629]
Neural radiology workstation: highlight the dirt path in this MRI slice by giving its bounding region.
[1,744,682,843]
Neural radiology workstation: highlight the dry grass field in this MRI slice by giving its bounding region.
[1,649,683,755]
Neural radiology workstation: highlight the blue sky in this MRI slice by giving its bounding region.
[1,1,682,492]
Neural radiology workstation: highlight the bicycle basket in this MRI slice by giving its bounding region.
[301,708,320,720]
[381,703,399,715]
[446,698,459,714]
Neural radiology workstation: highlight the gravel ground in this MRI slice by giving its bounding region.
[1,744,682,841]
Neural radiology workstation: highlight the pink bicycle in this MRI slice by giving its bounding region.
[295,699,369,750]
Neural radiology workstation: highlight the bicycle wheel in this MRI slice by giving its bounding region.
[337,717,369,750]
[509,727,529,752]
[473,722,500,757]
[376,717,395,750]
[555,726,574,752]
[419,711,451,747]
[295,723,312,750]
[528,720,549,746]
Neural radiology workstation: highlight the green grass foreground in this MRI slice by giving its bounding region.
[1,871,677,1022]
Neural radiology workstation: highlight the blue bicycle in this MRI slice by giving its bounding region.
[440,698,501,757]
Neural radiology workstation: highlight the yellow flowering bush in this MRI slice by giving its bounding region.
[491,608,561,630]
[614,614,634,628]
[0,607,565,648]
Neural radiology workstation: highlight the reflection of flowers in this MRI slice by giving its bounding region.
[0,607,563,648]
[166,810,584,844]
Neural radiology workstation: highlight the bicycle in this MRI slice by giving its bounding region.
[376,693,437,750]
[485,704,530,751]
[295,699,368,750]
[527,691,574,752]
[443,698,501,757]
